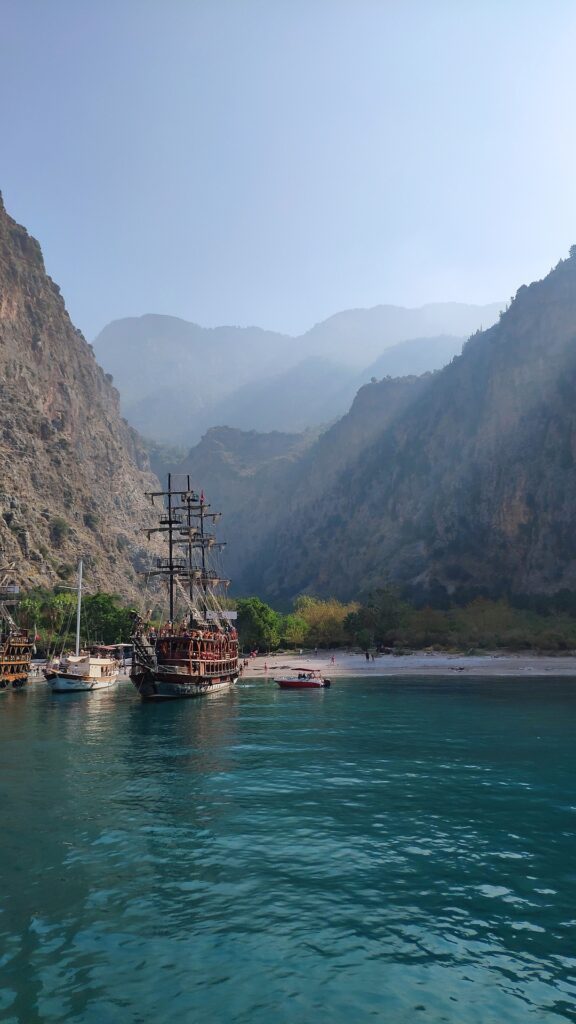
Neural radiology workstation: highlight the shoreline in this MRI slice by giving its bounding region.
[241,650,576,678]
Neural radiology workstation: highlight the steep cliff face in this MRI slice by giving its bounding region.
[177,375,429,592]
[245,252,576,601]
[0,194,158,596]
[175,427,316,582]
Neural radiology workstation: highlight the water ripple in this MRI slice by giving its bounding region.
[1,677,575,1022]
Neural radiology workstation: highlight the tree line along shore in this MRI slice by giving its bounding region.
[16,587,576,656]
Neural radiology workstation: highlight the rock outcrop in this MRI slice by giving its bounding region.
[176,375,430,591]
[0,193,159,597]
[175,251,576,605]
[243,251,576,602]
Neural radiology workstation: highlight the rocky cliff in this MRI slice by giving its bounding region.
[176,375,430,592]
[0,194,159,597]
[244,251,576,602]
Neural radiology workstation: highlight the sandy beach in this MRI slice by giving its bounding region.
[242,650,576,678]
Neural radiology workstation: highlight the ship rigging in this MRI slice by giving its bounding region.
[130,475,239,701]
[0,563,33,690]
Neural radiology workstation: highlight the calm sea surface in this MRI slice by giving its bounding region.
[1,677,575,1024]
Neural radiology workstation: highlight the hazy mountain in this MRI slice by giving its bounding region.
[173,426,317,582]
[242,252,576,602]
[93,303,501,442]
[187,357,351,436]
[171,251,576,605]
[93,314,293,441]
[0,194,159,598]
[202,339,466,436]
[362,334,465,380]
[295,303,501,366]
[175,375,430,585]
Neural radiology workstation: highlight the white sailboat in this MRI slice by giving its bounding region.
[45,561,120,693]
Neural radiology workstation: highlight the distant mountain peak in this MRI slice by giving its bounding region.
[93,301,502,443]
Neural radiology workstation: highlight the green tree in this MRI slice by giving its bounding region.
[236,597,281,650]
[18,592,43,630]
[281,613,309,648]
[294,596,359,647]
[82,593,133,645]
[345,588,406,646]
[46,592,77,634]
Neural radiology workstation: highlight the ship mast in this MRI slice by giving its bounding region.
[186,475,194,605]
[145,477,228,625]
[146,475,183,623]
[0,563,19,632]
[200,489,207,619]
[75,559,83,656]
[167,473,174,621]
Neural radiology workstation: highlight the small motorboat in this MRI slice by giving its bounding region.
[275,667,331,689]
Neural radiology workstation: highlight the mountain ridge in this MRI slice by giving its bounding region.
[0,193,160,598]
[93,302,501,442]
[244,253,576,601]
[170,252,576,604]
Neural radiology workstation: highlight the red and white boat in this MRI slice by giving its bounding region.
[275,667,331,689]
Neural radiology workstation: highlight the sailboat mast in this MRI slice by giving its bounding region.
[75,559,83,656]
[167,473,174,622]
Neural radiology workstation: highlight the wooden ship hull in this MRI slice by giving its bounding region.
[132,670,237,701]
[130,476,239,702]
[0,574,33,691]
[0,631,33,690]
[131,630,238,701]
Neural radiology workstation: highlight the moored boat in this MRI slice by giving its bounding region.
[44,560,120,693]
[0,567,34,691]
[131,475,239,701]
[45,649,120,692]
[275,667,331,689]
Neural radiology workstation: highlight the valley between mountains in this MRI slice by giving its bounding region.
[3,191,576,611]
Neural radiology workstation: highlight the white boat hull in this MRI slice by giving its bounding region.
[48,672,119,693]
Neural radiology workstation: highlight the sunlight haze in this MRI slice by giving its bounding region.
[2,0,575,337]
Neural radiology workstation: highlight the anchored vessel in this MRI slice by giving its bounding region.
[275,667,331,689]
[0,567,34,690]
[131,476,239,701]
[45,650,120,692]
[44,560,120,692]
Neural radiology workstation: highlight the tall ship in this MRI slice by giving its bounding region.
[131,475,239,701]
[0,564,34,690]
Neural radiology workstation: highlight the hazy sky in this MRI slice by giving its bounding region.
[2,0,576,339]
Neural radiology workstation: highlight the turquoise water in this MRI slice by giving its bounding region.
[1,677,575,1023]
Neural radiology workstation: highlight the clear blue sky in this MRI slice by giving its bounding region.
[2,0,575,339]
